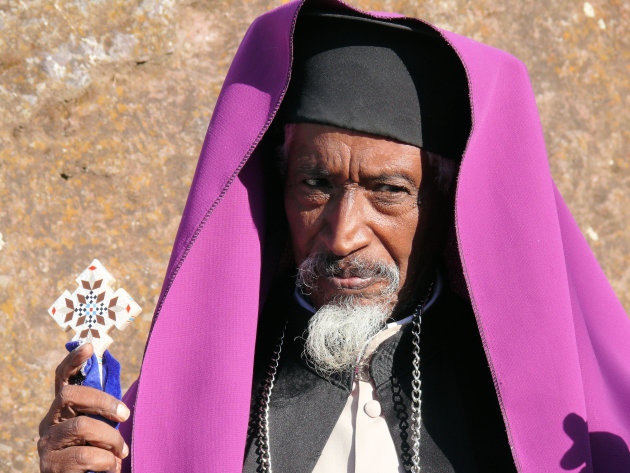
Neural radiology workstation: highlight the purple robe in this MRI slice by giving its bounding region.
[119,1,630,471]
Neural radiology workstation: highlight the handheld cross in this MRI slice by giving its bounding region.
[48,259,142,385]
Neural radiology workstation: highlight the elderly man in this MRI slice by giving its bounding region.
[38,1,630,473]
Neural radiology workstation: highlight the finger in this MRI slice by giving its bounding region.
[41,385,130,433]
[49,446,121,473]
[46,415,129,459]
[55,342,94,395]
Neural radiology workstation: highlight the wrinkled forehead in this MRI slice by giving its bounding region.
[284,122,423,184]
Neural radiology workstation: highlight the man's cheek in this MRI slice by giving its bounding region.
[287,223,312,263]
[293,215,320,249]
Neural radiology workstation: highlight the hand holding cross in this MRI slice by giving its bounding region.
[39,260,141,473]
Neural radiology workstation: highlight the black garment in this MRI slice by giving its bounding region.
[243,291,516,472]
[281,9,472,159]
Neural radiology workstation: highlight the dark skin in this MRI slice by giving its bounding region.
[284,123,436,315]
[39,123,441,471]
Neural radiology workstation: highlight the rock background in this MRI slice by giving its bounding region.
[0,0,628,470]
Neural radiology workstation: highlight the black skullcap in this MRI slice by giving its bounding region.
[282,10,471,159]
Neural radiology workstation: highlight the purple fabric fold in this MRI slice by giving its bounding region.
[120,1,630,472]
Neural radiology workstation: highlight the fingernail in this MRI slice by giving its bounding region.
[122,442,129,458]
[117,403,130,421]
[108,457,122,473]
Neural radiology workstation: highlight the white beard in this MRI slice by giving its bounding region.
[304,298,390,375]
[296,253,400,375]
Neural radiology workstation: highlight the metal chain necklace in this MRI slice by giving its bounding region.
[255,325,286,473]
[409,281,434,473]
[255,283,434,473]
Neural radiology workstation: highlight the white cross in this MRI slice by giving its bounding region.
[48,259,142,383]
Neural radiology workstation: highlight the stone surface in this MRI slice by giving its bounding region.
[0,0,628,470]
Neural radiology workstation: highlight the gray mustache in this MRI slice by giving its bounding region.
[296,253,400,294]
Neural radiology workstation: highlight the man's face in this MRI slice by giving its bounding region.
[284,123,424,311]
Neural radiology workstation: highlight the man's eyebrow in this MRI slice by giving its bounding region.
[294,162,330,175]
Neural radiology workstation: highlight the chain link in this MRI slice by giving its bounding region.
[410,281,434,473]
[255,322,287,473]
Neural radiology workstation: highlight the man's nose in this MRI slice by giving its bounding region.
[322,189,371,256]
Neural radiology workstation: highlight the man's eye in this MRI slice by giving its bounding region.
[303,178,329,188]
[375,184,409,194]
